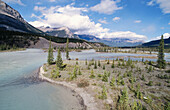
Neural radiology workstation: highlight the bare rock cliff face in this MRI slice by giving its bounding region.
[0,0,25,23]
[0,0,44,34]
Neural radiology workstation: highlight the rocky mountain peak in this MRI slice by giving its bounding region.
[0,0,25,23]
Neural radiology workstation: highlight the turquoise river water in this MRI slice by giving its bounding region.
[0,49,169,110]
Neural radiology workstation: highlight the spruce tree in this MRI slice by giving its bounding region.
[94,61,97,69]
[56,48,63,68]
[111,59,115,68]
[102,71,108,82]
[101,85,107,99]
[78,67,82,75]
[157,35,166,69]
[66,38,69,59]
[47,40,54,65]
[85,59,87,65]
[110,76,115,86]
[89,69,95,78]
[98,60,101,67]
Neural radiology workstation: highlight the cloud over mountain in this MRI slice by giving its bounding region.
[29,4,147,41]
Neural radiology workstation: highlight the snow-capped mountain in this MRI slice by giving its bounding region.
[38,26,79,39]
[78,34,143,47]
[0,0,44,34]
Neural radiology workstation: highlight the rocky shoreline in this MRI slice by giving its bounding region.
[38,66,98,110]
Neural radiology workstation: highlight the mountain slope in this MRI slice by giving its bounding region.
[38,26,79,39]
[139,37,170,48]
[0,1,107,49]
[0,0,44,35]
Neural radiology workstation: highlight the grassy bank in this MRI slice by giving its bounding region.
[42,59,170,110]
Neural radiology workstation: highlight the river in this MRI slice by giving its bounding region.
[0,49,169,110]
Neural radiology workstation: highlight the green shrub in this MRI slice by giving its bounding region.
[98,60,101,67]
[99,85,107,100]
[87,64,90,70]
[117,87,129,109]
[121,80,125,85]
[98,74,102,78]
[110,76,115,86]
[148,65,153,73]
[103,64,105,70]
[78,67,82,75]
[141,74,145,81]
[76,61,78,65]
[148,81,153,86]
[123,72,127,78]
[70,65,77,80]
[85,59,87,65]
[53,68,60,78]
[102,71,108,82]
[89,69,95,78]
[94,61,97,69]
[127,71,132,77]
[107,59,110,64]
[117,75,121,85]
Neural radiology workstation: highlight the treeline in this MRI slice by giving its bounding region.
[0,29,39,50]
[95,47,170,53]
[0,44,17,51]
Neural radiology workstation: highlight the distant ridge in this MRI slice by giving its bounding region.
[78,34,143,47]
[139,37,170,48]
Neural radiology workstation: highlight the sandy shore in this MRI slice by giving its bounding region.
[38,66,98,110]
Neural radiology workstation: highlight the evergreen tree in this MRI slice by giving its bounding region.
[98,60,101,67]
[73,65,77,78]
[102,71,108,82]
[47,40,54,65]
[111,59,115,68]
[85,59,87,65]
[101,85,107,99]
[94,61,97,69]
[157,35,166,69]
[103,64,105,70]
[66,38,69,59]
[110,76,115,86]
[56,48,63,68]
[78,67,82,75]
[107,59,110,64]
[89,69,95,78]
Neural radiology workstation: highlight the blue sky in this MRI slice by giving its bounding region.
[4,0,170,42]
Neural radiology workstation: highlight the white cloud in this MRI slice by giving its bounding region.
[5,0,25,6]
[49,0,55,2]
[99,31,147,40]
[168,22,170,25]
[147,0,155,6]
[90,0,123,14]
[147,0,170,14]
[29,21,50,27]
[113,17,120,22]
[29,5,147,41]
[134,20,141,23]
[150,33,170,41]
[98,19,108,24]
[36,2,41,5]
[34,6,46,12]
